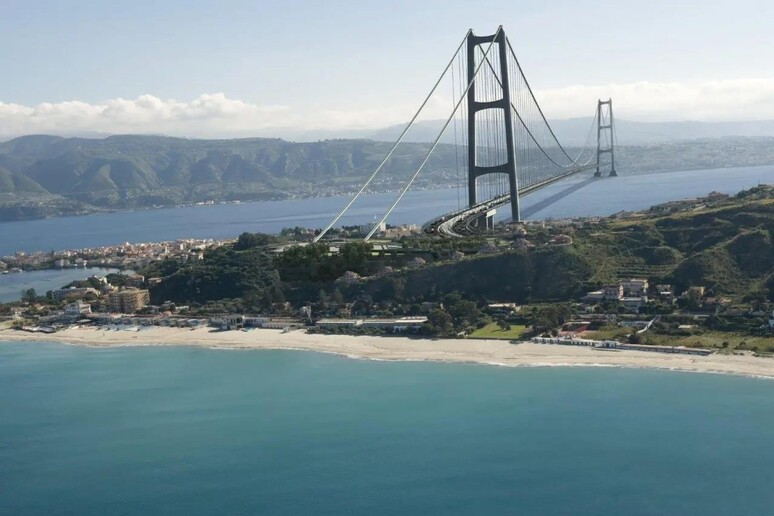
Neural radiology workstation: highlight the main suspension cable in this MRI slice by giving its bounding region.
[364,27,503,240]
[313,29,473,242]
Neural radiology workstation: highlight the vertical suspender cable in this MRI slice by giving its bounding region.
[314,29,473,242]
[365,27,502,240]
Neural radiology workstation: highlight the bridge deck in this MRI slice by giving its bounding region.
[423,164,597,237]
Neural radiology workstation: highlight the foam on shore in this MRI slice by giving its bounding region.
[1,326,772,380]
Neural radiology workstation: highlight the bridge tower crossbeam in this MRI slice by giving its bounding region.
[595,99,617,177]
[466,29,520,222]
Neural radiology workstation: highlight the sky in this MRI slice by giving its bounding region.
[1,0,773,139]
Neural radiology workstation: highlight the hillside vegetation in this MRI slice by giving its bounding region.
[0,135,457,218]
[593,187,774,300]
[142,186,774,314]
[2,134,774,221]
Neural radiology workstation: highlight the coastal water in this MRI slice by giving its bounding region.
[1,342,772,515]
[0,267,123,303]
[1,164,773,256]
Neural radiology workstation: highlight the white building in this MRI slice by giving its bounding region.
[359,221,386,236]
[64,301,92,317]
[582,285,622,303]
[621,278,649,297]
[604,284,624,300]
[583,291,605,303]
[52,287,100,302]
[317,317,428,332]
[621,296,648,313]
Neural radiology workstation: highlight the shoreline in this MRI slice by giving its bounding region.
[2,326,773,380]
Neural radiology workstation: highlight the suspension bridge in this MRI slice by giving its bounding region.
[315,25,618,241]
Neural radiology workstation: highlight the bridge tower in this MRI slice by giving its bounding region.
[595,99,617,177]
[467,28,520,222]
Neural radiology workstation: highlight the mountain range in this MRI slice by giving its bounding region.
[0,135,457,215]
[6,118,774,145]
[1,131,774,222]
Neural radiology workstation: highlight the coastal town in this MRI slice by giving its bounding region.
[4,6,774,515]
[2,188,773,365]
[2,201,772,362]
[0,237,231,272]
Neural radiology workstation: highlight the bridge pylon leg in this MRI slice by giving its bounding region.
[595,98,617,177]
[467,27,520,222]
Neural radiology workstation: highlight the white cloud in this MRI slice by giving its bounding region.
[0,93,296,139]
[535,78,774,122]
[0,92,420,140]
[3,78,774,140]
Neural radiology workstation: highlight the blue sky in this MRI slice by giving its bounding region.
[1,0,773,138]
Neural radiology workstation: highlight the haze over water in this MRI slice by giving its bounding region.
[1,342,773,516]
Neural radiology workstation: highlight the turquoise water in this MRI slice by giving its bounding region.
[1,342,773,515]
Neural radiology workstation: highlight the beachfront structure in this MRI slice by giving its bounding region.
[107,288,150,314]
[210,315,304,331]
[210,315,244,330]
[531,336,712,356]
[533,336,619,348]
[64,301,92,317]
[243,316,303,330]
[316,317,428,332]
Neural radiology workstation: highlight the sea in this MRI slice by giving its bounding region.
[3,164,772,302]
[0,343,772,515]
[0,267,124,303]
[1,164,773,257]
[2,164,774,515]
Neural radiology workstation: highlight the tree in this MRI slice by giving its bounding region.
[497,319,511,331]
[332,288,344,306]
[385,277,406,302]
[21,288,37,302]
[352,294,374,315]
[428,308,453,335]
[234,232,274,250]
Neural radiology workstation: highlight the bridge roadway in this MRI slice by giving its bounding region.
[423,164,598,237]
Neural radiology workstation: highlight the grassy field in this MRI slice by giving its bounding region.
[585,326,774,354]
[469,323,528,340]
[639,331,774,353]
[584,325,631,341]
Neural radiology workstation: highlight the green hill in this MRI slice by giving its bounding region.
[3,133,774,221]
[141,187,773,312]
[0,135,458,216]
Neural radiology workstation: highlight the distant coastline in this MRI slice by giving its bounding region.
[3,131,774,224]
[2,327,772,380]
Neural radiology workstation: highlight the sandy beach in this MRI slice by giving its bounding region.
[1,326,773,379]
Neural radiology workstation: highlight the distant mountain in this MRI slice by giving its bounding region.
[6,119,774,145]
[367,118,774,145]
[1,133,774,222]
[0,134,456,215]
